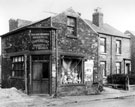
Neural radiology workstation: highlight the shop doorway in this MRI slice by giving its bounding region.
[32,62,49,94]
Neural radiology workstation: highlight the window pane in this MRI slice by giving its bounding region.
[67,27,75,35]
[116,40,121,54]
[100,38,106,53]
[116,62,121,74]
[11,56,24,77]
[100,62,106,77]
[61,58,82,84]
[67,17,75,27]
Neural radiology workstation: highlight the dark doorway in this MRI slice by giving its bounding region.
[32,62,49,94]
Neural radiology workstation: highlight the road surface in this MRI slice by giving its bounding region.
[54,96,135,107]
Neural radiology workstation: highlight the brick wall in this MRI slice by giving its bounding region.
[99,33,131,75]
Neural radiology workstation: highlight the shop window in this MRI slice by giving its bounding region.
[116,40,121,54]
[11,56,24,78]
[100,37,106,53]
[116,62,121,74]
[61,57,83,84]
[67,16,76,36]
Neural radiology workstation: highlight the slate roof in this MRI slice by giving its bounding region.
[85,19,130,38]
[125,30,135,36]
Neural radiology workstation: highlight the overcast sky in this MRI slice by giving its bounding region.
[1,0,135,34]
[0,0,135,53]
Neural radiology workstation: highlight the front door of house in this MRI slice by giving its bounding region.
[32,62,49,94]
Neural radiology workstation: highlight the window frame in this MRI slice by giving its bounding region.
[11,56,24,78]
[60,56,84,85]
[100,37,106,53]
[116,40,122,55]
[67,16,77,37]
[100,61,107,77]
[116,62,121,74]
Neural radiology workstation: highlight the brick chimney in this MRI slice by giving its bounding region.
[92,7,103,27]
[9,19,32,31]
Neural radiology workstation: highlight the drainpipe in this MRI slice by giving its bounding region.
[110,36,112,75]
[54,30,58,97]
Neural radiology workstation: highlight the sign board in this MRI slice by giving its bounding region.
[52,64,56,78]
[31,32,50,50]
[84,60,94,82]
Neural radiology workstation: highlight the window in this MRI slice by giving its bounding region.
[61,57,83,84]
[116,62,121,74]
[116,40,121,54]
[100,61,106,77]
[67,16,76,36]
[100,37,106,53]
[11,56,24,78]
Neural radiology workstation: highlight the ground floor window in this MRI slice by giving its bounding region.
[61,56,83,84]
[11,56,24,78]
[100,61,106,77]
[116,62,121,74]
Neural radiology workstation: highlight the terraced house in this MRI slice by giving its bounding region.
[85,8,131,83]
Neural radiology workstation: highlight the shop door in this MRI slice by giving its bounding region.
[32,62,49,94]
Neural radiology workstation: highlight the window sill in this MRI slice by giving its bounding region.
[10,77,24,79]
[60,83,85,87]
[66,35,78,39]
[116,54,121,56]
[100,53,107,55]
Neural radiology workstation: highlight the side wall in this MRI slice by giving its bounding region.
[51,10,100,96]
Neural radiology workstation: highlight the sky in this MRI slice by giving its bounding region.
[0,0,135,53]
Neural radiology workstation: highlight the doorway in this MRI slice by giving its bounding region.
[32,62,49,94]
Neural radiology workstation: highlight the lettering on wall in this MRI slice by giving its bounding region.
[31,32,50,50]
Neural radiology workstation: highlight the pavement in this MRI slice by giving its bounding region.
[36,86,135,106]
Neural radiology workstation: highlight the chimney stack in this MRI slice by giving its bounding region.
[92,7,103,27]
[9,19,32,31]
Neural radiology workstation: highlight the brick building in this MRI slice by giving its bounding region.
[85,8,131,83]
[125,31,135,74]
[1,8,101,96]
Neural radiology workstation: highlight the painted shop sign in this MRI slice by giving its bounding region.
[31,32,50,50]
[84,60,94,82]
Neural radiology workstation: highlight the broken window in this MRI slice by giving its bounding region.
[61,57,83,84]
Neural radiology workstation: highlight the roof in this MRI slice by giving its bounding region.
[85,19,130,38]
[125,30,135,36]
[1,17,57,37]
[1,8,129,39]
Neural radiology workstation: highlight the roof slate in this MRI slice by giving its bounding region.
[85,19,129,38]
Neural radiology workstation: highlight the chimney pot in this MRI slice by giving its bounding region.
[92,7,103,27]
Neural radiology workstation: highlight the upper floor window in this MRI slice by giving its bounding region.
[100,37,106,53]
[116,62,121,74]
[116,40,121,54]
[67,16,76,36]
